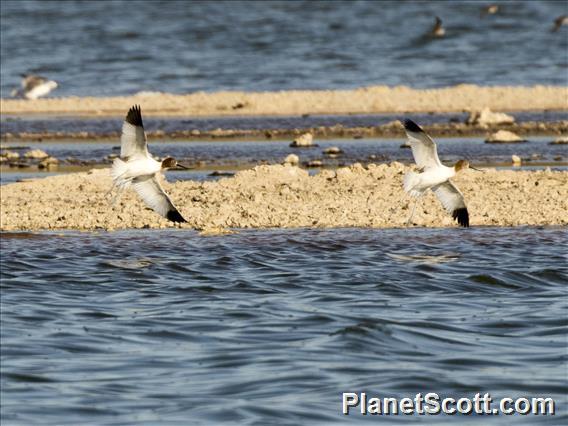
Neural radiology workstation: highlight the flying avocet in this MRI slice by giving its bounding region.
[402,119,482,227]
[109,105,188,223]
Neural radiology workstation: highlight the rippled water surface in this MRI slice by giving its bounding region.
[1,227,567,424]
[2,135,565,166]
[1,1,567,97]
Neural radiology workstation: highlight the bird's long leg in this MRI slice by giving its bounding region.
[387,191,407,225]
[107,179,131,206]
[106,167,131,199]
[105,182,117,200]
[406,196,420,226]
[110,185,126,207]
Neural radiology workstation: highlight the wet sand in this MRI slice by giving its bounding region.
[1,85,566,117]
[1,164,566,231]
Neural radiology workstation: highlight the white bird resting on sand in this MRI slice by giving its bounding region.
[402,119,482,228]
[109,105,189,223]
[11,74,58,100]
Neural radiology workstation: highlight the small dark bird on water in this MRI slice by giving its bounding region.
[552,15,568,32]
[481,4,499,17]
[430,17,445,37]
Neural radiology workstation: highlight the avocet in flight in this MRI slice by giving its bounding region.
[402,119,482,227]
[109,105,188,223]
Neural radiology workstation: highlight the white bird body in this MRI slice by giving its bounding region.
[403,165,455,197]
[402,119,477,227]
[25,80,58,100]
[112,156,161,188]
[109,105,187,223]
[11,74,58,99]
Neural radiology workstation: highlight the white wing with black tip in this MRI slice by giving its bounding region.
[131,175,186,223]
[403,119,442,170]
[432,181,469,227]
[121,105,149,160]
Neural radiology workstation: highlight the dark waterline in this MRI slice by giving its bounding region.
[2,111,567,135]
[1,227,567,424]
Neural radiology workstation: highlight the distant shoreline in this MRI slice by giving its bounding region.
[1,85,566,118]
[2,84,566,141]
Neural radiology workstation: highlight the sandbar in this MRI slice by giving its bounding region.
[1,164,566,231]
[1,85,567,118]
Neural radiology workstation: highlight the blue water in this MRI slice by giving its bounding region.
[2,136,566,185]
[1,135,565,165]
[1,227,567,424]
[2,135,566,186]
[1,0,567,97]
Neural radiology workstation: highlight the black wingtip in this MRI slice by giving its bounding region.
[125,105,143,127]
[403,119,424,134]
[166,209,187,223]
[452,208,470,228]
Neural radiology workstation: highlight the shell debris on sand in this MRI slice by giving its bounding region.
[283,154,300,165]
[24,149,49,159]
[1,164,567,231]
[485,130,525,143]
[323,147,343,156]
[38,157,59,170]
[466,108,515,127]
[550,136,568,145]
[1,150,20,160]
[290,132,314,147]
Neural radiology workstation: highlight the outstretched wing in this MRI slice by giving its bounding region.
[131,175,186,223]
[432,181,469,227]
[403,119,442,170]
[22,75,47,90]
[121,105,148,160]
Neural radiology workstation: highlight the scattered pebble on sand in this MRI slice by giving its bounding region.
[323,147,343,155]
[485,130,525,143]
[466,108,515,127]
[290,132,314,147]
[550,136,568,145]
[24,149,49,159]
[306,160,323,168]
[283,154,300,165]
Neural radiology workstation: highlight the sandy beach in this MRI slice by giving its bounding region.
[1,85,567,118]
[1,163,566,232]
